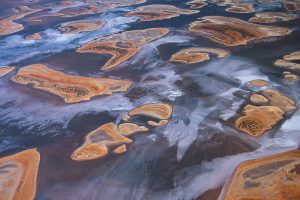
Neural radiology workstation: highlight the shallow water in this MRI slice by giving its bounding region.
[1,0,300,199]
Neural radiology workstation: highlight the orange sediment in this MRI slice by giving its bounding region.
[249,12,297,23]
[186,0,207,9]
[169,47,229,64]
[0,149,40,200]
[71,103,173,161]
[59,20,105,34]
[127,4,198,21]
[235,105,284,137]
[210,0,254,13]
[11,64,132,103]
[77,28,169,70]
[225,3,254,13]
[71,122,132,161]
[118,123,149,136]
[284,51,300,61]
[189,16,292,46]
[127,103,173,120]
[262,89,298,113]
[113,144,127,154]
[245,79,269,88]
[125,103,173,127]
[249,94,269,105]
[274,51,300,73]
[25,0,146,24]
[147,119,169,127]
[224,149,300,200]
[283,71,298,83]
[0,6,41,36]
[235,88,297,137]
[275,59,300,73]
[0,66,15,77]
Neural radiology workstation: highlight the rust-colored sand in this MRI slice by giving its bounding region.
[56,5,106,17]
[71,122,132,161]
[249,12,297,23]
[211,0,254,13]
[275,51,300,74]
[246,79,269,88]
[125,103,173,127]
[26,0,146,23]
[225,3,254,13]
[147,119,169,127]
[224,149,300,200]
[275,60,300,73]
[250,94,269,105]
[48,0,145,18]
[113,144,127,154]
[186,0,207,9]
[262,89,297,113]
[0,66,15,77]
[77,28,169,70]
[189,16,292,46]
[236,87,297,137]
[0,6,41,36]
[284,51,300,61]
[283,71,298,83]
[59,20,105,34]
[118,123,149,136]
[0,149,40,200]
[11,64,131,103]
[128,103,173,120]
[25,5,105,23]
[170,47,229,64]
[235,105,284,137]
[127,4,198,21]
